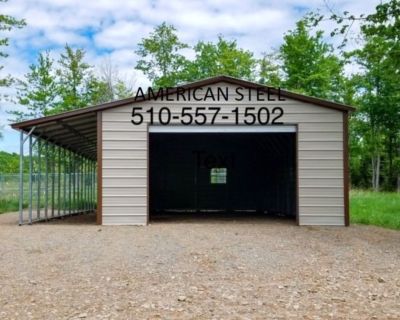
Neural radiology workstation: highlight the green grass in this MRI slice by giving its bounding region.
[0,198,24,214]
[0,197,95,214]
[351,190,400,230]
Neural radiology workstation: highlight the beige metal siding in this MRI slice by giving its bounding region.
[101,82,345,225]
[101,120,148,225]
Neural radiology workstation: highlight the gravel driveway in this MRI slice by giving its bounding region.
[0,212,399,319]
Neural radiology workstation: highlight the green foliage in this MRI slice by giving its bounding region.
[258,52,282,87]
[187,36,256,81]
[346,1,400,191]
[0,198,24,214]
[350,190,400,230]
[113,80,132,99]
[0,151,19,173]
[0,0,26,88]
[53,45,97,113]
[94,79,132,102]
[307,0,400,190]
[0,0,25,138]
[98,59,133,101]
[9,45,130,121]
[280,19,345,101]
[9,52,57,121]
[135,22,189,87]
[135,24,256,85]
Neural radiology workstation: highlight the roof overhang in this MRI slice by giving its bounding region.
[14,111,98,160]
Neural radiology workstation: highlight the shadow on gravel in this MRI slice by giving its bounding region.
[0,211,97,226]
[45,212,97,225]
[150,212,296,225]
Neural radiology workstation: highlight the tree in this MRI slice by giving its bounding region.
[135,22,189,87]
[8,52,57,122]
[0,0,25,137]
[113,79,132,99]
[53,44,100,113]
[310,0,400,191]
[280,19,345,101]
[350,2,400,191]
[9,46,114,120]
[0,0,25,88]
[187,36,256,81]
[0,151,20,173]
[258,52,282,87]
[98,58,132,101]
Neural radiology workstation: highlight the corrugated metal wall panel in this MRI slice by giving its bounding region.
[300,215,344,225]
[299,150,343,159]
[299,187,343,197]
[101,82,345,225]
[299,178,343,187]
[103,206,147,215]
[102,214,147,225]
[103,196,147,206]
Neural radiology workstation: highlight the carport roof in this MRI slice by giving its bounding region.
[11,75,355,160]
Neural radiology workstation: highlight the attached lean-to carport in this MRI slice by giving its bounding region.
[11,110,99,225]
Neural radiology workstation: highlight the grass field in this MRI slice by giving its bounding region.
[350,190,400,230]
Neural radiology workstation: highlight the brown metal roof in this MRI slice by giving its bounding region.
[10,75,355,159]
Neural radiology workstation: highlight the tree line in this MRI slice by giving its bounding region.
[7,47,132,121]
[0,0,399,191]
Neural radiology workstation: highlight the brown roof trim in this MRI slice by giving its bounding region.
[96,112,102,225]
[11,75,355,130]
[343,112,350,226]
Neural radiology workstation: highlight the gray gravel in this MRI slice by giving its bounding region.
[0,212,399,319]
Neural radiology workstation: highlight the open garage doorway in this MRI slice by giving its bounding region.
[149,126,297,222]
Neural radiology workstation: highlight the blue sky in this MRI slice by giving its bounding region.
[0,0,379,153]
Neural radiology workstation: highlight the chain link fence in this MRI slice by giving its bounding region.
[0,173,97,214]
[0,174,30,202]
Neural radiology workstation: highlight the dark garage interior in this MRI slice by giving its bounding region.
[149,132,297,221]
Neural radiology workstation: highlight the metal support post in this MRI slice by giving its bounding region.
[19,131,24,225]
[51,144,55,217]
[72,153,76,212]
[28,135,33,224]
[45,141,49,220]
[69,150,72,215]
[37,139,41,219]
[63,148,66,216]
[57,146,61,217]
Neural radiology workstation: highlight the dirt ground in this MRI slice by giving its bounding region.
[0,212,399,320]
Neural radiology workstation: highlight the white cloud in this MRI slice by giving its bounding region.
[94,21,151,49]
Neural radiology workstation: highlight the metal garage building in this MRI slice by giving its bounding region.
[12,76,355,226]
